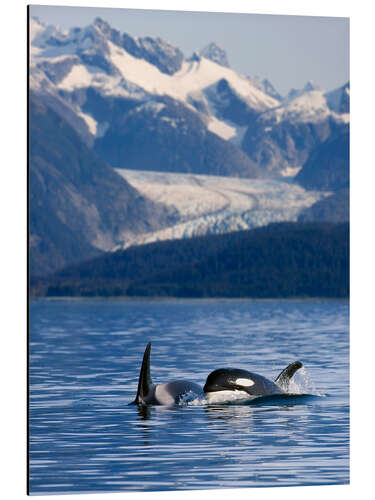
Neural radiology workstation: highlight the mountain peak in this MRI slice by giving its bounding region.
[93,17,111,31]
[325,82,350,114]
[248,76,282,102]
[122,32,184,75]
[304,81,320,92]
[29,16,46,44]
[187,51,201,63]
[200,42,230,68]
[287,81,321,101]
[30,16,44,28]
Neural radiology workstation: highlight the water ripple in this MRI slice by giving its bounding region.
[29,299,349,494]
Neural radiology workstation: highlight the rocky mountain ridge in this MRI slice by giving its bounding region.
[29,92,177,276]
[30,16,349,178]
[28,15,350,276]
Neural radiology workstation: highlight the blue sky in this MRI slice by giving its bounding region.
[30,5,349,96]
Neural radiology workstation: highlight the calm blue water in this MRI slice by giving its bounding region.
[29,299,349,494]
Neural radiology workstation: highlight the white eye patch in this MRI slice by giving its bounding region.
[235,378,255,387]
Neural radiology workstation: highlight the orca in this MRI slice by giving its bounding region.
[130,342,203,406]
[203,361,303,403]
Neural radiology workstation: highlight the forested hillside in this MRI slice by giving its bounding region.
[31,222,349,298]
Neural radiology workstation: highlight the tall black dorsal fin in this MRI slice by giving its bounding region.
[132,342,153,404]
[275,361,303,390]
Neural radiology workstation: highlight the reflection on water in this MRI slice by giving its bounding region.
[29,299,349,494]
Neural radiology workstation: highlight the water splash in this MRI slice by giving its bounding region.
[185,396,208,406]
[287,367,322,396]
[179,390,206,406]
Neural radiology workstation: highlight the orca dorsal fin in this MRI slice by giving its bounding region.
[132,342,153,404]
[275,361,303,390]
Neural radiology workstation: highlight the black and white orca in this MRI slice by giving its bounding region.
[130,342,303,406]
[130,342,203,406]
[203,361,303,403]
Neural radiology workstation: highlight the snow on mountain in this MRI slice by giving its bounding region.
[29,17,46,53]
[202,86,249,143]
[206,116,247,144]
[30,17,280,143]
[121,33,184,76]
[28,15,350,265]
[261,81,350,126]
[259,88,349,126]
[29,17,69,57]
[58,63,94,91]
[286,81,320,100]
[114,169,330,249]
[104,41,279,112]
[240,78,349,178]
[200,42,230,68]
[29,17,349,179]
[30,17,348,134]
[272,90,330,123]
[76,109,98,135]
[248,76,283,102]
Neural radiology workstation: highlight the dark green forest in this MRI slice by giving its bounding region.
[30,222,349,299]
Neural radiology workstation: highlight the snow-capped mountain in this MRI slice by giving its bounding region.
[29,16,350,274]
[261,88,348,125]
[287,81,320,101]
[30,16,349,178]
[30,17,278,110]
[241,83,349,176]
[29,16,279,176]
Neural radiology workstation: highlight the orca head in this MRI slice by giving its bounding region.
[203,368,258,401]
[203,367,286,403]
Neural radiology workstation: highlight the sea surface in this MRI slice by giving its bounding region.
[28,298,349,494]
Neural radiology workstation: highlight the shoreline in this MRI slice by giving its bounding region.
[29,296,349,303]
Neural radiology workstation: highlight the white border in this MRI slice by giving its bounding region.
[1,1,373,499]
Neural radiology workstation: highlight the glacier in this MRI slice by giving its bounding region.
[114,170,331,250]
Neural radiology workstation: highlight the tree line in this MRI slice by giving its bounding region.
[30,222,349,299]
